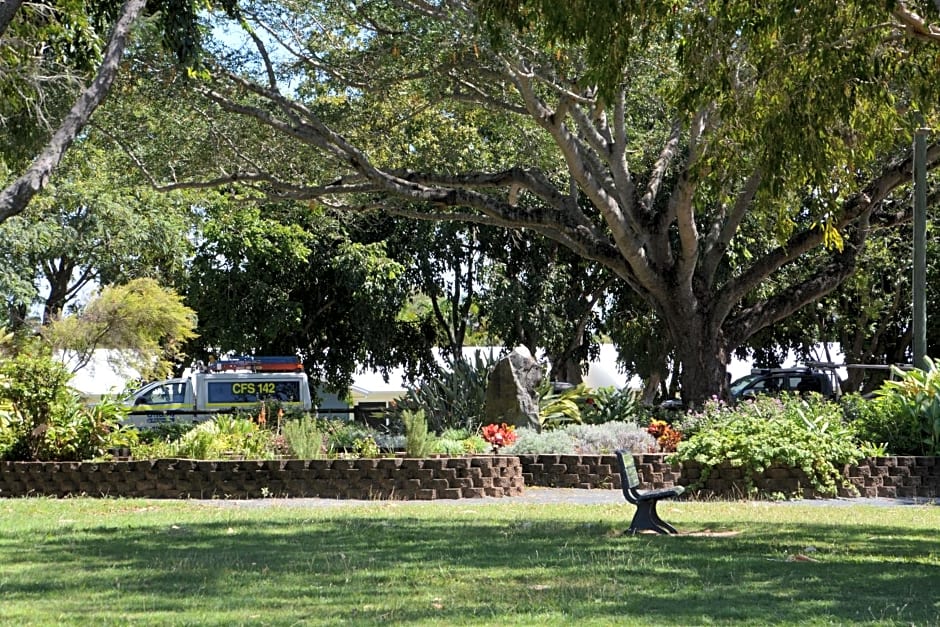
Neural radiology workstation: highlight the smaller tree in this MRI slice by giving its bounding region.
[42,277,197,380]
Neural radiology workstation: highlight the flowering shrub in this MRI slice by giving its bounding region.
[481,423,517,453]
[647,419,682,452]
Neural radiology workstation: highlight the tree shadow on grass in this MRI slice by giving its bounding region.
[2,506,939,625]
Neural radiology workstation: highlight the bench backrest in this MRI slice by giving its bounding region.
[615,450,642,501]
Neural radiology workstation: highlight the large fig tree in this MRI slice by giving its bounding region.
[112,0,940,404]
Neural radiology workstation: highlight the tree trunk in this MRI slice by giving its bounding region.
[641,370,662,405]
[43,266,73,325]
[549,356,584,385]
[666,311,729,406]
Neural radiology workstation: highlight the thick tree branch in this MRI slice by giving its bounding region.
[725,210,872,348]
[0,0,23,38]
[0,0,147,224]
[716,142,940,323]
[701,169,762,286]
[893,2,940,43]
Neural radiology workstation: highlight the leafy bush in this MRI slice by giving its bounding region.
[875,359,940,455]
[386,352,495,433]
[437,428,487,455]
[670,395,865,496]
[537,384,644,430]
[537,382,586,429]
[168,415,274,460]
[841,393,919,455]
[282,415,324,459]
[352,435,381,458]
[40,394,137,461]
[320,419,376,454]
[136,422,197,444]
[0,348,131,461]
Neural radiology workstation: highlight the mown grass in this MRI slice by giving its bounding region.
[0,496,938,626]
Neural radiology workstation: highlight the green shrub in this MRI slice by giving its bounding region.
[437,428,488,455]
[841,393,918,455]
[875,359,940,455]
[40,394,136,461]
[353,436,381,458]
[282,415,324,459]
[434,436,467,456]
[136,422,197,445]
[402,409,435,457]
[537,382,589,429]
[320,419,376,454]
[670,395,865,496]
[581,386,642,424]
[0,348,131,461]
[169,415,274,460]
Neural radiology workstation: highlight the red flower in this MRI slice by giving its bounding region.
[482,423,517,450]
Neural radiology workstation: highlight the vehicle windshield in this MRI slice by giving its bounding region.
[729,374,763,397]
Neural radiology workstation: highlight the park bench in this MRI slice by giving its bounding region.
[614,450,685,535]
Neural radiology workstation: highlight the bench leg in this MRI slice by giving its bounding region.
[650,501,678,534]
[629,500,678,535]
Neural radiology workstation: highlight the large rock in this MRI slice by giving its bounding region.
[484,350,543,431]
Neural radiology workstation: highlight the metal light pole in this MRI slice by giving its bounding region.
[913,124,928,370]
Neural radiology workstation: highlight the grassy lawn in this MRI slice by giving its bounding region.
[0,496,938,626]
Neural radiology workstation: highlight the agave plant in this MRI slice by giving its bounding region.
[387,351,496,433]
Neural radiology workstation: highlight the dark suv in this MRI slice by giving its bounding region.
[729,367,840,401]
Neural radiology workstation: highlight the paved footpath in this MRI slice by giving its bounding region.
[197,487,939,509]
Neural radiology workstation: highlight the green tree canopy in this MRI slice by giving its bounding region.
[185,201,428,391]
[0,141,196,329]
[42,277,198,380]
[110,0,940,403]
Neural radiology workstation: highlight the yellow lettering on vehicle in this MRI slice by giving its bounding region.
[258,382,276,395]
[231,382,256,395]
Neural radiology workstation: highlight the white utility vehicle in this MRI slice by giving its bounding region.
[124,356,312,428]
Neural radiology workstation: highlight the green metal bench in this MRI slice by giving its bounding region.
[615,450,684,534]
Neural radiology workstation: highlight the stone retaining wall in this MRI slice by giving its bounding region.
[2,454,937,500]
[0,456,525,500]
[520,454,940,499]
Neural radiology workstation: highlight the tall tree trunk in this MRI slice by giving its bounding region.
[665,308,729,406]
